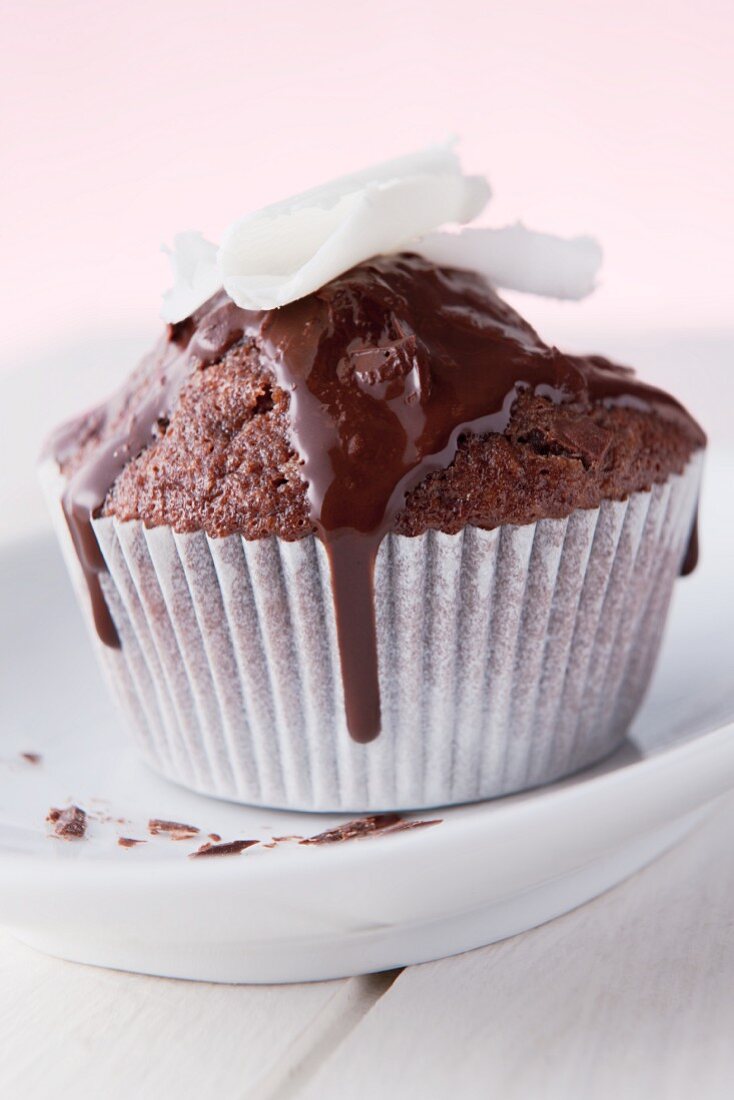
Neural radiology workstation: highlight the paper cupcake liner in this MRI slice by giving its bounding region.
[42,454,702,811]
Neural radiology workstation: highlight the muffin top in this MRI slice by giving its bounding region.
[58,253,704,542]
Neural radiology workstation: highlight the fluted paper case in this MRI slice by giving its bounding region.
[42,454,702,811]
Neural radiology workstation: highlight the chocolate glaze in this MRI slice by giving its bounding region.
[47,254,703,743]
[681,505,700,576]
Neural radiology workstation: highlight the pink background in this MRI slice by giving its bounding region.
[2,0,732,369]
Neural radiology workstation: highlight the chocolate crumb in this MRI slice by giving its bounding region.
[262,842,277,849]
[300,814,442,844]
[118,837,146,848]
[190,839,258,859]
[272,835,305,843]
[149,818,200,839]
[208,833,222,842]
[47,805,87,840]
[20,752,42,765]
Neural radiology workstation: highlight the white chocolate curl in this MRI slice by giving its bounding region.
[161,232,220,324]
[161,143,489,322]
[218,144,489,312]
[416,224,603,300]
[161,146,602,322]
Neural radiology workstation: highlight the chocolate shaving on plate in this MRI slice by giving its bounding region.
[20,752,42,765]
[148,818,200,839]
[47,805,87,840]
[377,819,443,836]
[118,837,146,848]
[190,839,258,859]
[299,813,441,845]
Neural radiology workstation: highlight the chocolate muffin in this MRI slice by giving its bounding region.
[43,254,704,810]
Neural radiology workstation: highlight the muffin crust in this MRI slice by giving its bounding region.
[59,286,704,542]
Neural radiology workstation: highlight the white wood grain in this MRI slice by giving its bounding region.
[301,793,734,1100]
[0,937,382,1100]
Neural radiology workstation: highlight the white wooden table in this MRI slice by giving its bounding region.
[2,332,732,1099]
[1,794,733,1099]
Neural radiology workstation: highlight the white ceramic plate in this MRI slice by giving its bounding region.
[0,449,732,984]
